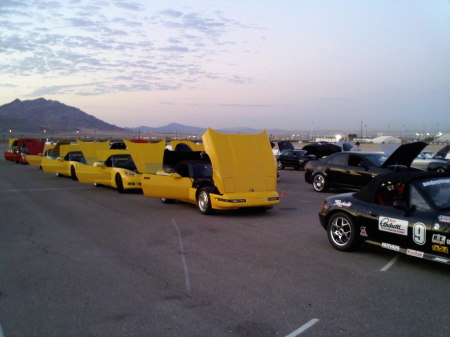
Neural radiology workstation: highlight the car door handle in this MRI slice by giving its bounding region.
[369,211,378,217]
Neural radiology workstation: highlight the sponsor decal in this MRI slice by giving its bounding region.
[447,239,450,245]
[382,242,400,252]
[412,223,426,245]
[422,178,450,187]
[432,245,449,254]
[432,234,446,245]
[378,217,408,236]
[438,215,450,223]
[433,257,449,263]
[333,200,352,208]
[433,223,440,230]
[360,226,368,237]
[406,249,424,258]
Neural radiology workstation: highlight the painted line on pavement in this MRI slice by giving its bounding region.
[284,318,320,337]
[0,187,88,193]
[171,218,191,292]
[380,255,399,272]
[0,323,5,337]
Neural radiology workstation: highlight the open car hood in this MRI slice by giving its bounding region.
[381,141,427,168]
[124,140,166,174]
[171,140,205,151]
[77,140,110,165]
[435,145,450,160]
[277,141,295,151]
[302,142,341,158]
[59,144,81,158]
[202,128,277,194]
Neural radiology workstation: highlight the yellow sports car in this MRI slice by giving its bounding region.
[40,143,85,180]
[126,129,280,214]
[25,143,56,167]
[75,147,141,193]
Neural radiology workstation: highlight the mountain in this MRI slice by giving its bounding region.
[131,122,207,134]
[0,98,124,133]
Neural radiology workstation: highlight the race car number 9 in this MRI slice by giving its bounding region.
[413,223,426,245]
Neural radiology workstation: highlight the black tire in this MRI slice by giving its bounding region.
[327,212,358,251]
[277,161,284,170]
[70,166,78,181]
[115,174,125,193]
[312,173,328,192]
[197,188,213,215]
[161,198,175,204]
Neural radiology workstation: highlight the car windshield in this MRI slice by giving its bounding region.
[365,153,389,167]
[417,177,450,210]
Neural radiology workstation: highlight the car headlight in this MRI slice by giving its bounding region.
[123,170,136,176]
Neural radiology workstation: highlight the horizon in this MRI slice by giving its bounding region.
[1,1,449,131]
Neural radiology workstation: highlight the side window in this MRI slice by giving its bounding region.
[327,154,347,165]
[410,186,431,212]
[348,155,365,167]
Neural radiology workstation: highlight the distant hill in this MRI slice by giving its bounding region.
[0,98,124,133]
[131,122,207,135]
[130,123,279,135]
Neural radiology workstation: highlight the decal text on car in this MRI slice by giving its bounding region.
[378,217,408,236]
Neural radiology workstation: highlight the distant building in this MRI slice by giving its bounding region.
[372,136,401,144]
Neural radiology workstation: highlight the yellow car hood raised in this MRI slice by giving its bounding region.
[59,144,80,158]
[77,140,110,164]
[124,140,166,173]
[202,128,277,194]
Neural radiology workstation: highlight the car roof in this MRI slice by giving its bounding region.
[354,171,450,203]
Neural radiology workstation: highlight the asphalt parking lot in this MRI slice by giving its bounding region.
[0,160,449,337]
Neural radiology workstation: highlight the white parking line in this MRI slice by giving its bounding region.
[0,323,4,337]
[380,255,399,272]
[284,318,320,337]
[171,218,191,292]
[0,187,88,193]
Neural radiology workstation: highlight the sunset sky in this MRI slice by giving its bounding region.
[1,0,449,133]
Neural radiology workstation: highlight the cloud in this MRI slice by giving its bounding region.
[1,2,257,96]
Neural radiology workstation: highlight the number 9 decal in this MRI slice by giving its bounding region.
[413,223,426,245]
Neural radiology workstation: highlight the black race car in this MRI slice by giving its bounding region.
[319,171,450,265]
[305,141,427,192]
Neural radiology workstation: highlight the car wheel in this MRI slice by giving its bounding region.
[312,173,328,192]
[277,161,284,170]
[327,212,358,251]
[161,198,175,204]
[70,166,78,181]
[197,188,213,215]
[115,174,125,193]
[435,167,446,173]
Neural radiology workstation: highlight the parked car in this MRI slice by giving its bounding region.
[3,138,45,164]
[318,171,450,265]
[412,146,450,173]
[40,144,85,180]
[305,142,427,192]
[127,129,279,214]
[275,140,316,170]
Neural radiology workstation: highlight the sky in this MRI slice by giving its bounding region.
[1,0,449,134]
